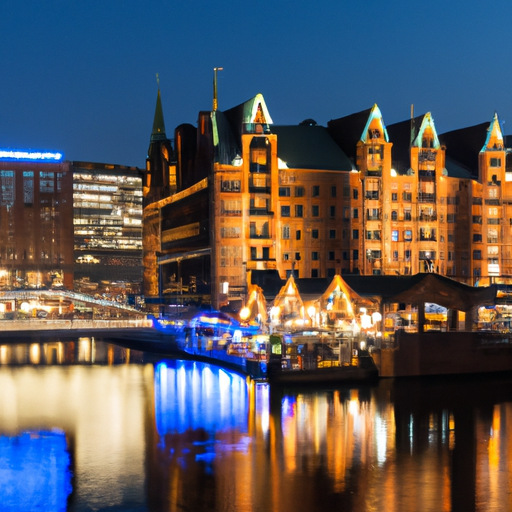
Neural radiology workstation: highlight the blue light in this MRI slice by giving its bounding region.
[0,149,63,162]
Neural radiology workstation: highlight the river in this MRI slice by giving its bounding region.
[0,339,511,512]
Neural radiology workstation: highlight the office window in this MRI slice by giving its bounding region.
[311,269,319,278]
[295,205,303,217]
[329,230,336,239]
[312,229,319,239]
[279,187,290,197]
[295,186,305,197]
[473,234,482,242]
[328,251,335,260]
[352,229,359,239]
[330,206,336,217]
[312,205,319,217]
[281,205,290,217]
[312,185,320,197]
[312,252,319,261]
[353,249,359,260]
[473,250,482,260]
[353,189,359,199]
[296,230,301,240]
[353,208,359,219]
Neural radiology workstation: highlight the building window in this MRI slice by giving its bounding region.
[278,187,290,197]
[329,230,336,239]
[312,229,319,239]
[312,205,319,217]
[402,192,412,202]
[490,158,501,167]
[352,229,359,239]
[327,268,336,277]
[295,205,303,217]
[282,225,290,239]
[221,180,241,192]
[343,251,349,260]
[473,250,482,260]
[221,227,241,238]
[295,186,305,197]
[23,171,34,205]
[250,247,257,260]
[473,234,482,242]
[262,247,269,260]
[353,189,359,200]
[393,251,398,261]
[328,251,335,260]
[353,208,359,219]
[281,206,290,217]
[392,193,398,201]
[331,186,336,197]
[311,269,319,278]
[392,230,399,242]
[391,210,398,221]
[404,209,412,221]
[330,206,336,217]
[353,250,359,260]
[312,185,320,197]
[295,252,301,261]
[296,230,301,240]
[404,230,412,241]
[283,253,290,261]
[312,252,319,261]
[405,250,411,261]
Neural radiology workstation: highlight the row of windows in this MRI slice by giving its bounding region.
[220,181,338,198]
[281,227,337,240]
[281,205,336,217]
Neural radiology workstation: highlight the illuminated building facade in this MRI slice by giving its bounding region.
[143,86,512,309]
[0,150,74,289]
[72,161,143,293]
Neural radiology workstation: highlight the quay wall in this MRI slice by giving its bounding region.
[377,330,512,377]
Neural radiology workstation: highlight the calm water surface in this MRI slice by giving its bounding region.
[0,339,511,512]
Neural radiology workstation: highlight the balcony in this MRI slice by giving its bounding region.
[418,193,435,203]
[249,208,273,216]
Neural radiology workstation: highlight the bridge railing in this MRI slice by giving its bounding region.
[0,318,153,331]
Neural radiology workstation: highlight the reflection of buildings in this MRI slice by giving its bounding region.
[143,86,512,310]
[0,148,143,294]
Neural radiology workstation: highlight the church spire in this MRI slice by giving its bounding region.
[151,74,167,141]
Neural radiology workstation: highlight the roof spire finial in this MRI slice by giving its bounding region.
[213,67,223,111]
[156,72,160,89]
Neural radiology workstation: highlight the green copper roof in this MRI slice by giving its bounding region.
[151,89,167,141]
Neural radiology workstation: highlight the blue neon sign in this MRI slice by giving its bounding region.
[0,149,63,162]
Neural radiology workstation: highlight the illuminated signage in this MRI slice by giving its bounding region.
[0,149,63,162]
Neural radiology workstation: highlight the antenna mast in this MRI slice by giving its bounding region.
[213,67,223,111]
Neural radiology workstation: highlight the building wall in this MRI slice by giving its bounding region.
[0,160,74,289]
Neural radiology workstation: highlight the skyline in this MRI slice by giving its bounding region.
[1,0,512,168]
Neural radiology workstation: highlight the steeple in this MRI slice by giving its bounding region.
[151,75,167,141]
[145,75,175,205]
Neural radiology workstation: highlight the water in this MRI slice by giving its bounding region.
[0,340,511,512]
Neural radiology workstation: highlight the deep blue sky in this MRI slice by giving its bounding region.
[1,0,511,168]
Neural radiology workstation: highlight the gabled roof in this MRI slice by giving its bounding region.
[439,121,490,178]
[342,273,495,311]
[386,114,428,174]
[327,106,374,161]
[270,125,354,171]
[222,93,273,140]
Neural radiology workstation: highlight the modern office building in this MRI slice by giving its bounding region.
[72,161,144,294]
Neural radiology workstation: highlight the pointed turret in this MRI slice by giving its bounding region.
[151,89,167,141]
[144,81,175,205]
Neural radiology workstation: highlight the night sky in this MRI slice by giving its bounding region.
[1,0,511,168]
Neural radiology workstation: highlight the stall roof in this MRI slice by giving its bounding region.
[342,273,496,311]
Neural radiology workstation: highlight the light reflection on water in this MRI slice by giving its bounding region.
[0,340,512,511]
